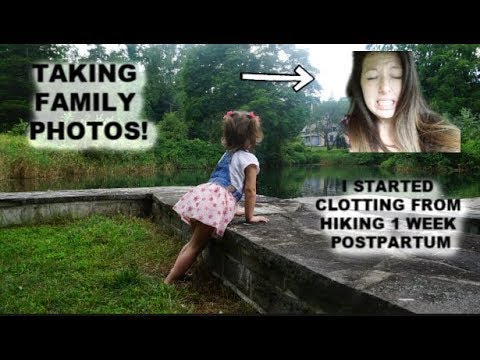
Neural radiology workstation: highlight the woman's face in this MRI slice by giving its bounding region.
[361,52,403,121]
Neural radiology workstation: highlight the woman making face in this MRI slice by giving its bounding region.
[343,51,460,153]
[361,52,403,122]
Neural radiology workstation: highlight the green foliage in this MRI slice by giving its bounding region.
[412,45,480,116]
[451,108,480,142]
[283,141,364,166]
[291,142,305,153]
[6,118,28,136]
[154,138,223,169]
[446,109,480,172]
[178,44,254,140]
[158,112,188,140]
[177,44,320,163]
[346,152,392,166]
[284,141,312,165]
[459,140,480,172]
[1,43,322,165]
[0,44,71,131]
[309,97,350,149]
[0,133,157,181]
[79,148,156,165]
[380,153,453,173]
[126,44,141,62]
[0,100,30,132]
[141,45,180,122]
[81,44,109,62]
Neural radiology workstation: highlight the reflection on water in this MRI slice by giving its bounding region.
[1,165,479,199]
[0,169,211,193]
[257,165,480,199]
[257,166,348,198]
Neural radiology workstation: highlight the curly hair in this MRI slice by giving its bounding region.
[221,111,264,151]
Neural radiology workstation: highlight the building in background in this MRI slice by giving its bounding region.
[300,124,338,147]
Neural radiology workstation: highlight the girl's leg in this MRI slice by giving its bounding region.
[176,219,198,258]
[164,221,214,284]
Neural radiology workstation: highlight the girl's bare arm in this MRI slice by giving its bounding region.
[244,164,268,223]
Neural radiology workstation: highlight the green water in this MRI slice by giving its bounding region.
[1,165,479,199]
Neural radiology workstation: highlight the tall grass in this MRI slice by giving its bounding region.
[0,134,224,181]
[0,134,157,180]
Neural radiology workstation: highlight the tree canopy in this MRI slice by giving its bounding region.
[0,44,69,131]
[177,44,320,162]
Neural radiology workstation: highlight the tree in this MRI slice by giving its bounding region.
[311,97,349,149]
[140,44,180,123]
[158,112,188,141]
[82,44,109,62]
[178,44,253,141]
[412,44,480,116]
[0,44,70,132]
[177,44,320,163]
[126,44,142,62]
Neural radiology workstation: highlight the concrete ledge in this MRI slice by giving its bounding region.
[153,191,409,313]
[0,188,161,227]
[153,189,480,314]
[2,187,480,314]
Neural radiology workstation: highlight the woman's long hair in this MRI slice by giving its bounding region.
[345,51,460,152]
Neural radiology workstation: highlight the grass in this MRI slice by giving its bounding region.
[0,214,256,314]
[0,134,157,181]
[285,144,389,167]
[0,134,222,181]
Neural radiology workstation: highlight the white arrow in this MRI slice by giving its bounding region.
[240,65,315,92]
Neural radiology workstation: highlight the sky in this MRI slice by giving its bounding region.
[77,44,368,101]
[297,44,368,100]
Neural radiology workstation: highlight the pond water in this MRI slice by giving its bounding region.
[1,165,479,199]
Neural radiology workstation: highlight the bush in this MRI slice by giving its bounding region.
[0,100,31,132]
[451,108,480,142]
[380,153,452,173]
[460,140,480,171]
[7,119,28,136]
[158,112,188,141]
[154,138,223,169]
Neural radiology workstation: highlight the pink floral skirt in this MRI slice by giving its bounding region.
[172,183,238,237]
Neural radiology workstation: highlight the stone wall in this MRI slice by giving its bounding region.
[151,191,410,314]
[0,188,153,228]
[3,187,480,314]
